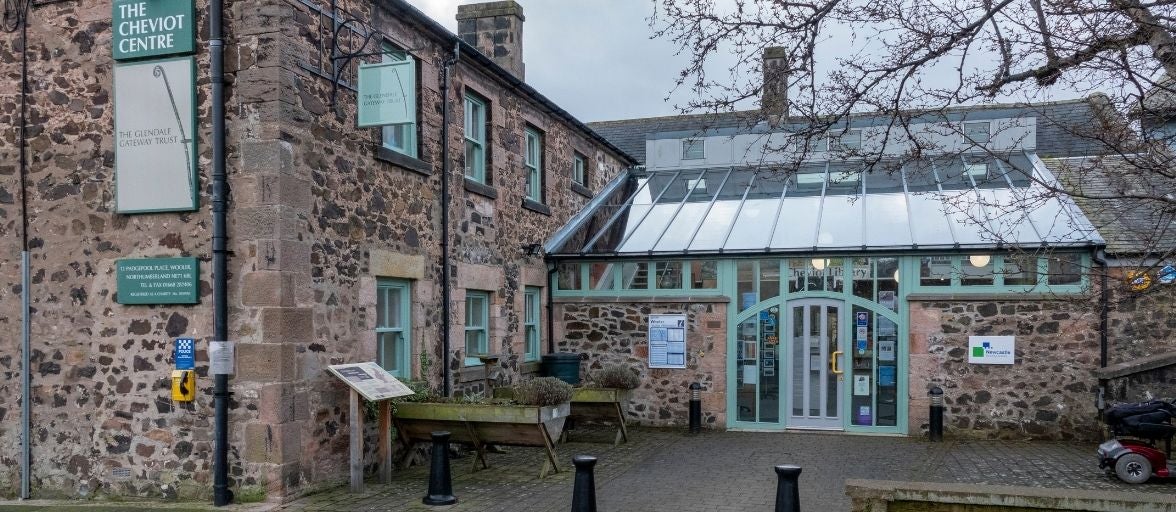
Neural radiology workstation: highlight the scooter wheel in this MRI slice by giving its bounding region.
[1114,453,1152,484]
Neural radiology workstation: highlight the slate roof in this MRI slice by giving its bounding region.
[1042,155,1176,255]
[588,97,1117,164]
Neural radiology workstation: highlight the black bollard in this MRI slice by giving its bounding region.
[422,431,457,505]
[688,382,702,434]
[570,455,598,512]
[773,464,801,512]
[929,386,944,442]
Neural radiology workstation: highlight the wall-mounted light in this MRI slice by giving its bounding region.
[968,254,991,268]
[893,270,900,283]
[521,243,543,257]
[811,258,828,271]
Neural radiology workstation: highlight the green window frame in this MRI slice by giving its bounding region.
[524,287,541,362]
[465,290,490,365]
[376,279,411,378]
[380,43,417,158]
[572,153,587,186]
[553,260,725,296]
[911,252,1088,293]
[464,92,488,184]
[525,126,544,202]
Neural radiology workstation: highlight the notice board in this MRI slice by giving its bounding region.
[648,314,687,369]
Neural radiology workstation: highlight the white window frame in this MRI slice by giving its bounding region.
[833,129,861,151]
[464,93,488,183]
[464,291,490,365]
[376,279,411,378]
[525,126,543,202]
[524,287,541,362]
[681,139,705,160]
[572,153,587,186]
[380,43,417,158]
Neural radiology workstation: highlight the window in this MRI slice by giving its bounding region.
[682,139,705,160]
[655,261,683,289]
[524,287,541,362]
[1047,253,1082,285]
[963,121,991,144]
[833,129,861,151]
[376,279,411,378]
[690,260,718,289]
[525,126,544,202]
[572,153,587,186]
[806,135,829,152]
[464,291,490,365]
[556,262,581,290]
[464,92,488,183]
[381,43,417,157]
[920,256,952,286]
[686,178,707,192]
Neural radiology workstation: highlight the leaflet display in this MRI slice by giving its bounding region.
[648,314,687,369]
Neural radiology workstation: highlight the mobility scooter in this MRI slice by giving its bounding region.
[1097,399,1176,484]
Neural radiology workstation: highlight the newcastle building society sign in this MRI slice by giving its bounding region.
[116,257,200,305]
[113,0,195,61]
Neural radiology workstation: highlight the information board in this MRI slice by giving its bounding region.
[114,57,198,213]
[113,0,196,61]
[116,257,199,304]
[327,362,414,402]
[648,314,687,369]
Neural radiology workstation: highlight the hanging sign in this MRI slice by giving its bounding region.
[648,314,687,369]
[356,61,416,127]
[113,0,196,61]
[114,57,198,213]
[116,257,199,304]
[968,336,1015,365]
[327,362,414,402]
[174,338,195,370]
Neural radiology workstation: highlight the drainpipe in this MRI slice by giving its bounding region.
[546,264,556,354]
[1092,248,1109,413]
[209,0,232,505]
[439,43,459,397]
[18,5,31,500]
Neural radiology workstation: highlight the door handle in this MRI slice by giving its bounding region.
[830,351,843,374]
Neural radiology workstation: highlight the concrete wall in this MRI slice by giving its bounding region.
[0,0,628,501]
[553,299,728,428]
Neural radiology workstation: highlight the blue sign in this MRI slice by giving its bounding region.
[174,337,195,370]
[1159,265,1176,285]
[856,312,869,326]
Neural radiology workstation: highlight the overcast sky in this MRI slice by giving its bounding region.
[412,1,1090,124]
[415,0,697,123]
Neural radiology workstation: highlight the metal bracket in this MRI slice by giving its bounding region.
[326,13,427,108]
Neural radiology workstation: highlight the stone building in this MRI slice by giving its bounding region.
[1,0,632,502]
[543,66,1176,440]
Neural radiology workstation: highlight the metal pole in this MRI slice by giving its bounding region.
[929,386,944,442]
[19,5,32,499]
[210,0,232,504]
[688,382,702,433]
[439,44,458,397]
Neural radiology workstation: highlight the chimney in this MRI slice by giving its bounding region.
[457,1,525,80]
[762,46,789,120]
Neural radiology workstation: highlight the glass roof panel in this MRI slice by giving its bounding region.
[724,198,782,250]
[941,189,996,245]
[816,194,865,248]
[770,196,823,249]
[689,201,742,250]
[907,191,957,247]
[864,192,912,247]
[978,188,1042,245]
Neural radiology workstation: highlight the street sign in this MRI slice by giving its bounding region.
[174,337,195,370]
[1158,265,1175,285]
[113,0,196,61]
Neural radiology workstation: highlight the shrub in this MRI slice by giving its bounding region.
[591,364,640,390]
[393,380,437,403]
[513,377,573,406]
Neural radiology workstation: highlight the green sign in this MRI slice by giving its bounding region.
[116,257,199,305]
[357,61,416,127]
[113,0,195,61]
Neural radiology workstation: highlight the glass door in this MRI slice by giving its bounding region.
[788,299,843,429]
[734,305,781,424]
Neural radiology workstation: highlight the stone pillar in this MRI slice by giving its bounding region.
[457,1,525,80]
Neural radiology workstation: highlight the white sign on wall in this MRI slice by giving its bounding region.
[114,57,197,213]
[648,314,687,369]
[968,336,1015,365]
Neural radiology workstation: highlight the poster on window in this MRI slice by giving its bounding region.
[648,314,687,369]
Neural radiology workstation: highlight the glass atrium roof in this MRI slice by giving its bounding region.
[546,152,1103,257]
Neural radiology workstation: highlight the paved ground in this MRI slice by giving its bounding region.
[277,427,1176,512]
[5,427,1174,511]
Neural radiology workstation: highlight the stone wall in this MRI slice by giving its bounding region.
[1105,267,1176,366]
[553,299,728,428]
[907,297,1102,441]
[0,0,629,501]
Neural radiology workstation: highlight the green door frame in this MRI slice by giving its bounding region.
[722,258,909,434]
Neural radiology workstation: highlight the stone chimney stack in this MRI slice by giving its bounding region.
[762,46,789,119]
[457,1,525,80]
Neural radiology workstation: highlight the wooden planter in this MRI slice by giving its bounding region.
[392,401,570,478]
[566,387,631,445]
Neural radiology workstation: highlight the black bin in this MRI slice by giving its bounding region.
[541,353,582,385]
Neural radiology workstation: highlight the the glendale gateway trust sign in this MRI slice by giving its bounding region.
[114,57,198,213]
